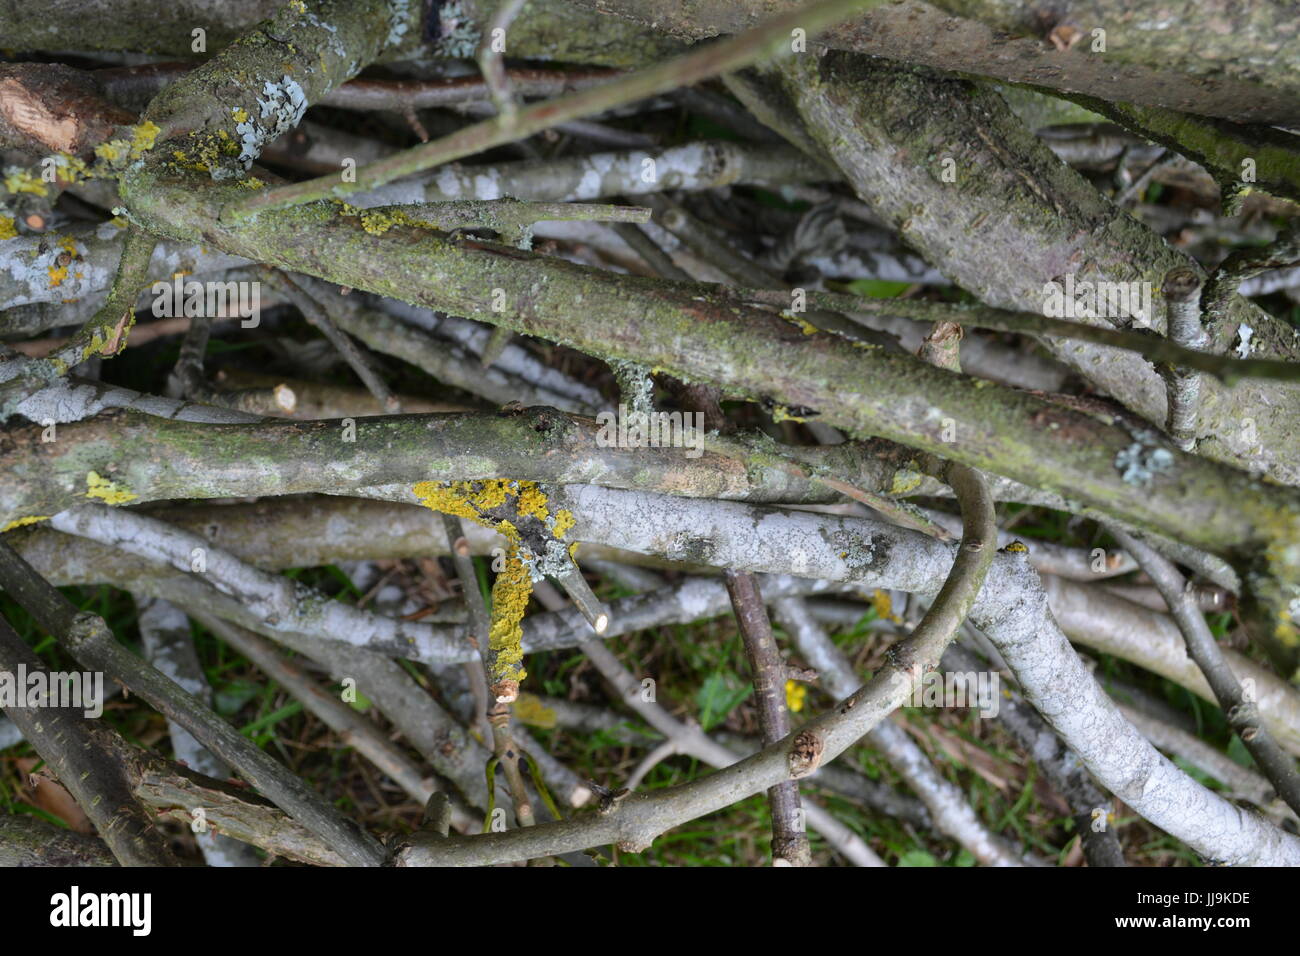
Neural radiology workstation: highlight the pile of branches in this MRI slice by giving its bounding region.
[1,0,1299,867]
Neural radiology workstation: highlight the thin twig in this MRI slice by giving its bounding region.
[1109,528,1300,818]
[260,269,400,413]
[0,536,387,866]
[726,571,811,866]
[224,0,892,219]
[1160,267,1206,451]
[475,0,530,120]
[0,614,177,866]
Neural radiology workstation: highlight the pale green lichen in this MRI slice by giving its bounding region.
[428,0,481,58]
[1114,441,1174,487]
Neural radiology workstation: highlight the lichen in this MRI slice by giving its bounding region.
[511,692,558,729]
[1,515,49,532]
[232,75,307,176]
[0,216,15,241]
[85,470,137,505]
[411,478,584,694]
[428,0,481,58]
[870,588,901,623]
[1114,441,1175,487]
[1234,323,1254,359]
[487,544,531,689]
[550,509,575,540]
[888,468,924,496]
[386,0,414,48]
[3,166,48,197]
[92,121,161,166]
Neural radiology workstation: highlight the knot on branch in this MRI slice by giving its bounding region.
[787,730,824,779]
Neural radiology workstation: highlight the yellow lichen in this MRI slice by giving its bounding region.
[551,509,575,540]
[487,544,531,687]
[870,588,901,624]
[232,107,250,124]
[0,216,16,240]
[888,468,924,496]
[1,515,49,532]
[47,265,68,287]
[412,479,514,521]
[780,311,819,336]
[412,479,586,695]
[516,484,550,523]
[85,471,137,505]
[129,121,160,157]
[511,692,557,729]
[93,140,124,163]
[3,167,48,196]
[357,207,416,235]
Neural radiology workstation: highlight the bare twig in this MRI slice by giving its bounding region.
[0,535,387,866]
[0,615,176,866]
[1110,528,1300,818]
[225,0,891,218]
[726,571,811,866]
[1160,267,1207,452]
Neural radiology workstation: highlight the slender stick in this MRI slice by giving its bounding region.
[0,614,177,866]
[259,269,400,413]
[1110,528,1300,817]
[726,570,811,866]
[476,0,530,120]
[197,614,452,816]
[1160,267,1206,451]
[0,536,387,866]
[224,0,892,219]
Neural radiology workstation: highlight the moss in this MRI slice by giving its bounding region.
[85,471,138,505]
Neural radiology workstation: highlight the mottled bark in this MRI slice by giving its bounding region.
[776,54,1300,486]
